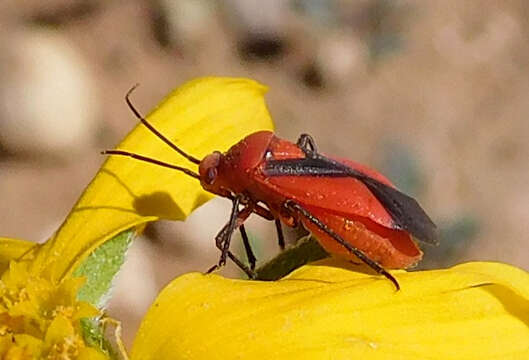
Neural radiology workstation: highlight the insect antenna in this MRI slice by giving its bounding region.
[125,84,201,165]
[101,149,200,180]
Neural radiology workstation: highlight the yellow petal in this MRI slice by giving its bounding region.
[451,261,529,299]
[0,238,36,272]
[5,334,43,359]
[77,346,110,360]
[73,301,100,321]
[29,77,274,281]
[44,315,74,345]
[131,261,529,360]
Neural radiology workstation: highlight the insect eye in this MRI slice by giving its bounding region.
[206,167,217,185]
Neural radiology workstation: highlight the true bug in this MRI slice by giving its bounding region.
[103,86,438,290]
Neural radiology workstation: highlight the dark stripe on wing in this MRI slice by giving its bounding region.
[264,157,439,245]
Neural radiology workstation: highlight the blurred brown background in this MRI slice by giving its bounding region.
[1,0,528,345]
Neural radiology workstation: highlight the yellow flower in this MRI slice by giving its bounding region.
[130,260,529,360]
[0,77,274,359]
[3,76,529,359]
[0,258,103,359]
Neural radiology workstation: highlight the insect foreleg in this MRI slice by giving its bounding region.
[208,239,255,278]
[284,200,400,290]
[225,195,286,261]
[296,134,318,157]
[219,195,243,266]
[207,196,256,278]
[207,222,255,278]
[226,194,274,220]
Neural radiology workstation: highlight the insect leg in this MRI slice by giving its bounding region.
[252,204,274,220]
[227,194,274,220]
[226,195,287,267]
[219,195,242,266]
[239,224,257,271]
[207,222,255,278]
[284,200,400,290]
[208,234,255,278]
[207,196,255,276]
[249,203,285,250]
[230,196,287,254]
[296,134,318,157]
[275,219,285,250]
[216,231,255,278]
[227,252,255,278]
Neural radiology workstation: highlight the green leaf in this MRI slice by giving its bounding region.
[73,229,135,307]
[80,318,105,351]
[80,318,120,360]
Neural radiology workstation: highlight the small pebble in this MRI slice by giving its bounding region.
[0,28,100,157]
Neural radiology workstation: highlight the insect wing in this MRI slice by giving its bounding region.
[262,159,396,230]
[264,155,438,245]
[300,204,422,268]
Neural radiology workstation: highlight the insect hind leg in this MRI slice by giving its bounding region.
[284,200,400,290]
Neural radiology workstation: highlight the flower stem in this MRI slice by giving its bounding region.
[255,236,329,280]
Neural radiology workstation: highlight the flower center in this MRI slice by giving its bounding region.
[0,260,103,359]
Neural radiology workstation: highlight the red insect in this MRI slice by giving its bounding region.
[104,87,438,290]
